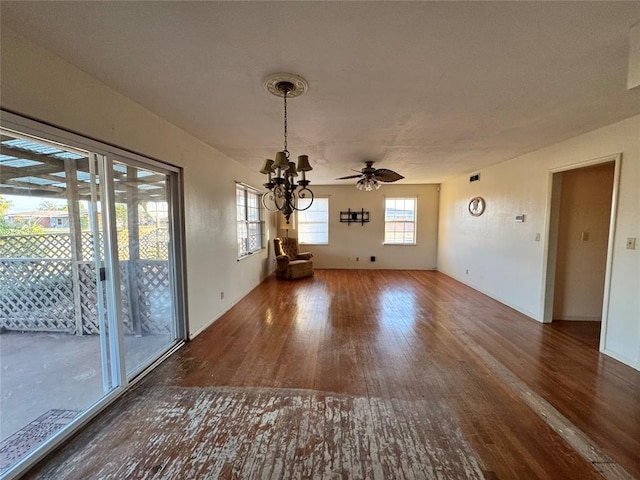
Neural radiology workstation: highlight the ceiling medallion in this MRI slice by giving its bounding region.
[263,73,309,98]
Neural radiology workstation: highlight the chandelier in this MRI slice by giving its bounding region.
[260,73,313,225]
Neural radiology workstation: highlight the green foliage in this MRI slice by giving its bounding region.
[0,222,46,236]
[115,204,127,229]
[39,200,68,211]
[0,194,46,236]
[0,195,11,217]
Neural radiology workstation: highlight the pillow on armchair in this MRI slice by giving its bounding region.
[273,237,314,279]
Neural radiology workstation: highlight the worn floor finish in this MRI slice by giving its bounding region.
[30,386,484,479]
[26,270,640,479]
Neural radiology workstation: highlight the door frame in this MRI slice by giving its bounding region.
[0,109,188,480]
[541,153,621,354]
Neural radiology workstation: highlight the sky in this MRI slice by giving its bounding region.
[2,194,67,213]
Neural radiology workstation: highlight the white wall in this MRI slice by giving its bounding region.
[0,28,276,339]
[438,115,640,370]
[280,184,439,270]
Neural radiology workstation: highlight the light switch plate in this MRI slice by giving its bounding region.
[627,237,637,250]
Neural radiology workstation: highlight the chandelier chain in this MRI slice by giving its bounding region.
[283,90,289,158]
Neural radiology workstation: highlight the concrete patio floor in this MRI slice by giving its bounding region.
[0,331,172,442]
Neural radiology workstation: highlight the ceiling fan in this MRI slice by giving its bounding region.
[336,161,405,191]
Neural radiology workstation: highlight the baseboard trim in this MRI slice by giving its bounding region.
[553,316,602,322]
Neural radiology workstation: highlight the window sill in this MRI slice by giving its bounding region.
[237,249,264,262]
[383,242,417,246]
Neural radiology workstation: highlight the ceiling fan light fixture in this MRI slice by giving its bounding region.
[356,177,381,191]
[337,160,403,190]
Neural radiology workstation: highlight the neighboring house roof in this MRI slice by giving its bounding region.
[5,210,71,218]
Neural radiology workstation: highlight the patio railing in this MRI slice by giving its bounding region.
[0,231,171,335]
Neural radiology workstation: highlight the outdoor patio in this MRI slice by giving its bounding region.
[0,330,172,472]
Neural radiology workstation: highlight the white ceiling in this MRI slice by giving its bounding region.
[2,1,640,184]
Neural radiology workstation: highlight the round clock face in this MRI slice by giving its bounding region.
[468,196,486,216]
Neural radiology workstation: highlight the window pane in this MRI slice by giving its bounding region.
[298,198,329,244]
[111,161,179,378]
[384,198,416,244]
[236,188,246,222]
[237,222,248,256]
[247,223,260,251]
[236,185,263,256]
[247,206,260,222]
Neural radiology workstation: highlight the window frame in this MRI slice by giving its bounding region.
[383,197,417,245]
[236,183,265,259]
[297,196,329,245]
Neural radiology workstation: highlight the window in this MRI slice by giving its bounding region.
[236,184,264,257]
[384,197,416,244]
[297,197,329,244]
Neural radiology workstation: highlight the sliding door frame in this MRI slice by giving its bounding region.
[0,109,188,480]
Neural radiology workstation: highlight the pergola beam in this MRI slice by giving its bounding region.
[0,145,69,168]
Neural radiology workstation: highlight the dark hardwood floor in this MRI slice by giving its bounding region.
[27,270,640,479]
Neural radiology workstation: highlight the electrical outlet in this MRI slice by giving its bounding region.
[535,233,541,242]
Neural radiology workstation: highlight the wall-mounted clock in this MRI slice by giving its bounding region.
[468,196,486,216]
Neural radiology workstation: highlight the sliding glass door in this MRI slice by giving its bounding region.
[109,157,180,377]
[0,116,185,479]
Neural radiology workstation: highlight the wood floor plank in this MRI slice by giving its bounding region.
[25,270,640,479]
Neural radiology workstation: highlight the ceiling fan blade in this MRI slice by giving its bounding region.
[336,174,364,180]
[373,169,404,182]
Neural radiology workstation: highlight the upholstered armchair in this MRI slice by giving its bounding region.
[273,237,314,279]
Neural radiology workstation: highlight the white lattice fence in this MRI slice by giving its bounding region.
[0,230,167,261]
[76,262,134,335]
[77,262,103,335]
[0,234,72,259]
[0,259,76,332]
[136,261,172,333]
[1,259,172,335]
[1,230,172,334]
[139,230,169,260]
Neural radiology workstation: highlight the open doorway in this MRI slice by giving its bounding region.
[544,156,619,350]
